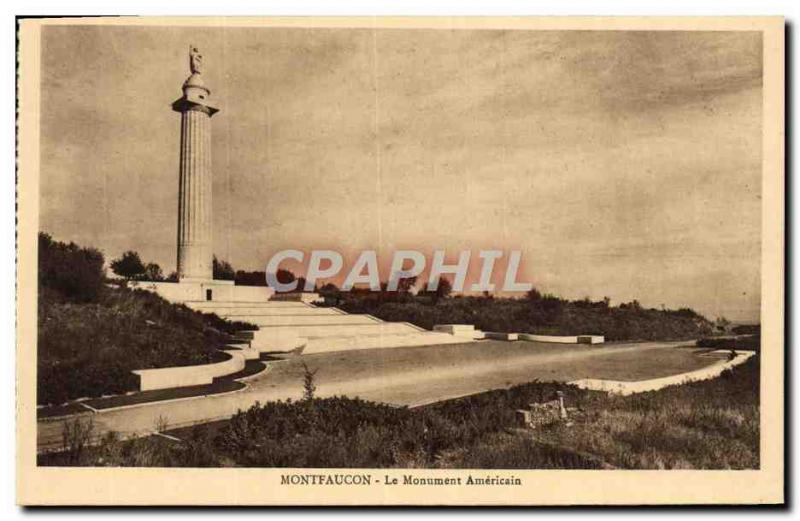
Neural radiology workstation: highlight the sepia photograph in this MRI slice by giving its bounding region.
[15,16,784,506]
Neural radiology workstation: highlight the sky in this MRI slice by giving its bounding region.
[39,25,763,322]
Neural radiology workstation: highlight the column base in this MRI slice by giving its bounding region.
[128,279,274,304]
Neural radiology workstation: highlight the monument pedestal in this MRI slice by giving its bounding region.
[130,279,274,304]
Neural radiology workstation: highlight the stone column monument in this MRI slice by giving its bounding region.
[172,45,219,281]
[136,47,274,304]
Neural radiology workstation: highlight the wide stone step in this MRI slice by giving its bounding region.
[302,331,469,355]
[250,322,423,341]
[186,302,312,313]
[222,314,378,327]
[186,300,310,307]
[212,307,344,318]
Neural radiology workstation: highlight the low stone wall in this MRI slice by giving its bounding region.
[434,324,475,337]
[132,350,247,391]
[434,324,486,340]
[433,326,600,343]
[519,334,580,344]
[569,351,756,396]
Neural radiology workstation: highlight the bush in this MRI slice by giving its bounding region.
[212,381,580,468]
[38,233,105,303]
[455,434,607,469]
[213,256,235,281]
[330,293,713,342]
[110,250,146,280]
[697,335,760,352]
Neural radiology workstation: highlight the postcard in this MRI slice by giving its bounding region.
[16,16,784,505]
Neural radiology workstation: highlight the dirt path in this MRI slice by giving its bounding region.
[37,340,713,452]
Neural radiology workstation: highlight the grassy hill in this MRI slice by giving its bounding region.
[37,233,252,405]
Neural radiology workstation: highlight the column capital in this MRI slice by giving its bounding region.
[172,97,219,116]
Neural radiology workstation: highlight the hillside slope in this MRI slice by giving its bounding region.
[37,233,251,405]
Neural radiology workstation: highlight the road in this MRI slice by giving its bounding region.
[37,340,714,452]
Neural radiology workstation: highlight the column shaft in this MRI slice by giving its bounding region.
[177,108,213,280]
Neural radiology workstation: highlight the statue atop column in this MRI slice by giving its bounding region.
[189,45,204,75]
[174,44,218,115]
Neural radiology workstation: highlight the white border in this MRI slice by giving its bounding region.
[5,1,794,518]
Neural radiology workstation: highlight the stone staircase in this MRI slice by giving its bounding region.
[185,300,469,355]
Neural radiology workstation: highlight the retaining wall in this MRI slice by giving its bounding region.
[132,350,247,391]
[519,334,579,344]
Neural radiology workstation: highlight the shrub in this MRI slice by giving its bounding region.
[697,335,760,352]
[38,233,105,303]
[213,256,235,281]
[235,270,267,287]
[331,293,713,342]
[301,363,318,401]
[110,250,146,280]
[143,263,164,282]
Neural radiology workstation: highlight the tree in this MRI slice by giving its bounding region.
[235,270,267,287]
[397,275,418,294]
[621,299,642,312]
[110,251,145,280]
[318,283,341,305]
[213,256,235,280]
[715,316,732,333]
[143,263,164,282]
[433,277,452,303]
[318,282,340,296]
[525,287,542,301]
[38,232,105,302]
[301,363,318,401]
[276,269,296,285]
[296,277,310,292]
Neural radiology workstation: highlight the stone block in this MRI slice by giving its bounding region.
[433,324,476,337]
[515,409,532,428]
